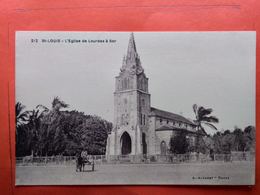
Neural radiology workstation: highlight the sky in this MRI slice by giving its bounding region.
[16,31,256,134]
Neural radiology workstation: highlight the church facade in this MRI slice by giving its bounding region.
[106,33,197,156]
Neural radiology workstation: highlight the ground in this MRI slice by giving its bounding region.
[16,161,255,185]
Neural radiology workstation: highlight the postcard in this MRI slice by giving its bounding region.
[15,31,255,185]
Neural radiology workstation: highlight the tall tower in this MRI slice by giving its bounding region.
[106,33,151,156]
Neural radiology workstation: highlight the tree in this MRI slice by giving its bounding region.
[233,128,246,151]
[16,102,29,128]
[16,102,30,156]
[193,104,219,135]
[212,133,222,153]
[243,126,255,152]
[26,106,49,155]
[16,98,112,157]
[192,104,219,153]
[170,132,189,154]
[223,130,231,136]
[52,96,69,111]
[221,132,233,154]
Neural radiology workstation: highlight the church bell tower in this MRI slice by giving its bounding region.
[106,33,151,156]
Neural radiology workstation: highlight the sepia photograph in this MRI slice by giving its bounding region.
[15,31,256,185]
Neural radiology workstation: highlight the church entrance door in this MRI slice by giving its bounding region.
[120,132,132,155]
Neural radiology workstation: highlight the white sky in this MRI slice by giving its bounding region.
[16,31,256,134]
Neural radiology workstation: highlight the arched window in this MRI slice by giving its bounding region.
[124,78,127,89]
[139,78,143,90]
[127,78,130,89]
[160,141,167,155]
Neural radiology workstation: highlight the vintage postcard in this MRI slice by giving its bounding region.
[15,31,255,185]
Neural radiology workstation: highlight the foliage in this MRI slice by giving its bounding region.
[211,126,255,154]
[192,104,219,153]
[16,98,112,157]
[170,132,189,154]
[16,102,29,128]
[193,104,219,135]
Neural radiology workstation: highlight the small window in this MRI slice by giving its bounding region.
[121,114,124,125]
[167,120,169,124]
[160,119,163,124]
[142,99,145,106]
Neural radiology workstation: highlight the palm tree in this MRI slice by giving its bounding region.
[16,102,30,156]
[26,107,49,156]
[193,104,219,154]
[36,97,69,126]
[36,96,69,113]
[52,96,69,111]
[193,104,219,135]
[16,102,29,128]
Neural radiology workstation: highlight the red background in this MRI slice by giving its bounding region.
[0,0,259,194]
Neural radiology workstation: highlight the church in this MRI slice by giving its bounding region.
[106,33,197,156]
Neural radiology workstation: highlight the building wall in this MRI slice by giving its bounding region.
[148,116,156,155]
[154,130,174,154]
[109,69,150,155]
[154,117,196,132]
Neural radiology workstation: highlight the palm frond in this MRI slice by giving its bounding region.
[36,104,49,111]
[198,107,213,119]
[198,127,207,136]
[52,96,69,109]
[16,102,30,127]
[202,122,218,130]
[16,102,25,116]
[193,104,198,119]
[201,116,219,123]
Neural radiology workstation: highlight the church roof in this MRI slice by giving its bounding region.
[149,107,195,125]
[155,125,200,134]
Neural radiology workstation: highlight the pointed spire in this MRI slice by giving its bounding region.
[126,32,137,60]
[120,33,143,74]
